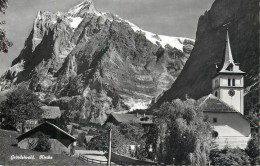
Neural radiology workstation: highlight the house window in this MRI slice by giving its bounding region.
[228,78,231,86]
[232,78,235,86]
[213,118,217,123]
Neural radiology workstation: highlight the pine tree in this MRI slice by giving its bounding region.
[0,0,12,53]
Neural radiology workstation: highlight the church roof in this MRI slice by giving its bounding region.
[199,94,257,127]
[199,94,238,113]
[218,31,245,75]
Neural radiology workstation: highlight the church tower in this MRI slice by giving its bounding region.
[212,31,245,114]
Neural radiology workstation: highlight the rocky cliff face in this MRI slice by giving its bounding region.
[154,0,259,113]
[0,0,194,123]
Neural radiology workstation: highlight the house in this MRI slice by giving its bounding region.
[201,30,256,149]
[17,121,76,154]
[104,113,153,126]
[16,105,61,133]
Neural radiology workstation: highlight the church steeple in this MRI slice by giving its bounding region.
[218,30,244,74]
[221,31,234,69]
[212,30,245,115]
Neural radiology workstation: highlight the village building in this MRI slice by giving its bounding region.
[201,31,256,149]
[16,105,61,133]
[17,121,76,154]
[104,113,153,126]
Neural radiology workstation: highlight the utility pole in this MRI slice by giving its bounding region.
[107,129,112,166]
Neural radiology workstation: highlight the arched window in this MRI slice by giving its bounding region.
[215,91,218,97]
[212,130,219,138]
[228,78,231,86]
[232,78,235,86]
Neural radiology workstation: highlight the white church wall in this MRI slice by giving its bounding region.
[205,112,251,137]
[220,88,242,113]
[219,75,243,87]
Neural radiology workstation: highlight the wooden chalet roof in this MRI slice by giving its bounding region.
[40,106,61,119]
[105,113,153,125]
[16,121,76,147]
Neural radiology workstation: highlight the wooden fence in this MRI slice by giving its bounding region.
[79,154,108,165]
[79,153,157,165]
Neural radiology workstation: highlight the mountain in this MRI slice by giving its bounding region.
[0,0,194,123]
[154,0,259,114]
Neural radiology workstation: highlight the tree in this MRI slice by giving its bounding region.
[0,86,44,129]
[78,132,87,147]
[119,123,144,144]
[0,0,8,12]
[0,0,12,53]
[86,122,148,157]
[87,123,130,154]
[153,99,212,165]
[246,133,260,165]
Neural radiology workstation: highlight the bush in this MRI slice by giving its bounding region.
[246,133,260,165]
[33,132,51,152]
[210,147,250,165]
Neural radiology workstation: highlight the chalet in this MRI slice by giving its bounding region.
[201,31,256,149]
[104,113,153,126]
[16,105,61,133]
[17,121,76,154]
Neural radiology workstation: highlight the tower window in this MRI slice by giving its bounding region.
[228,78,231,86]
[232,78,235,86]
[213,118,218,123]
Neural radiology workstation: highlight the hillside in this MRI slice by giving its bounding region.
[154,0,259,114]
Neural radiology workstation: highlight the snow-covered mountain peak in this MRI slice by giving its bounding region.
[68,0,100,17]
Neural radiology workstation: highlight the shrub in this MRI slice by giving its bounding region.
[210,147,250,165]
[246,133,260,165]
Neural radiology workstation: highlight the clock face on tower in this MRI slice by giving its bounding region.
[228,89,235,96]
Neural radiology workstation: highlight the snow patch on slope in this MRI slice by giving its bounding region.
[68,16,83,29]
[125,20,193,51]
[124,98,150,111]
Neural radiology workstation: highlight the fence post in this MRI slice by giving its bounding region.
[108,129,112,166]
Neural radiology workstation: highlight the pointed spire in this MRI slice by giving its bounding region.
[220,30,235,72]
[218,30,245,74]
[224,31,234,64]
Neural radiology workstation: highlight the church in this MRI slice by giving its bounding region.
[200,31,255,149]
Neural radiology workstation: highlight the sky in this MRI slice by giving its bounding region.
[0,0,214,75]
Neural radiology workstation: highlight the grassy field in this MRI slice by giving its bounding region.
[0,129,88,165]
